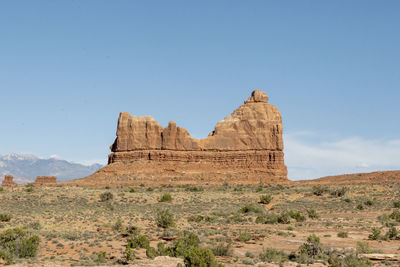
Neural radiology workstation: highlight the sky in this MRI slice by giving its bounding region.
[0,0,399,180]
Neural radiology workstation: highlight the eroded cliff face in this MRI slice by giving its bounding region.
[110,90,284,153]
[72,90,287,187]
[2,175,16,186]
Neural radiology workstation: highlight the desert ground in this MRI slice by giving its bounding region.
[1,176,400,266]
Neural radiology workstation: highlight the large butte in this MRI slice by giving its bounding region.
[69,90,288,187]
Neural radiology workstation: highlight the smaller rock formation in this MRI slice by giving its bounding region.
[34,176,57,185]
[2,175,16,186]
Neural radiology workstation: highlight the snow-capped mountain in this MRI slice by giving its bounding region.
[0,153,103,183]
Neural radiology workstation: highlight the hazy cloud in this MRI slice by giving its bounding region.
[284,133,400,180]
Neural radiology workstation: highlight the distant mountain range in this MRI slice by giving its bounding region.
[0,153,103,183]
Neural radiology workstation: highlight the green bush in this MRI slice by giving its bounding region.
[364,199,374,206]
[172,231,201,257]
[368,227,381,240]
[259,248,288,263]
[277,212,291,224]
[307,209,319,219]
[312,185,328,196]
[356,204,364,210]
[0,214,12,222]
[159,192,172,202]
[210,243,233,256]
[112,218,123,231]
[183,247,224,267]
[328,253,371,267]
[259,194,272,204]
[239,205,263,214]
[330,187,347,197]
[337,231,348,238]
[185,186,204,192]
[237,230,251,242]
[129,188,135,193]
[299,234,322,259]
[99,192,113,202]
[155,209,175,228]
[124,247,135,262]
[146,247,158,259]
[389,210,400,222]
[385,226,398,240]
[0,227,40,264]
[127,234,150,249]
[393,201,400,208]
[287,210,306,222]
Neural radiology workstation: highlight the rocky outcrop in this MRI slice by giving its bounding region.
[2,175,17,186]
[34,176,57,185]
[71,90,288,186]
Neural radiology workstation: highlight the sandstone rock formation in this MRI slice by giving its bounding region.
[2,175,16,186]
[71,90,288,186]
[34,176,57,185]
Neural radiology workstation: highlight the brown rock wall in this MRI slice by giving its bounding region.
[71,90,288,186]
[2,175,16,186]
[34,176,57,184]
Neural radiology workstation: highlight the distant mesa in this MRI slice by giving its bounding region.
[2,175,17,186]
[34,176,57,185]
[69,90,288,186]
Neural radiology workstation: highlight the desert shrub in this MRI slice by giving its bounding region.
[259,248,288,263]
[385,226,398,240]
[328,253,371,267]
[25,184,34,193]
[389,210,400,222]
[188,215,204,223]
[239,205,263,214]
[146,247,158,259]
[146,187,154,192]
[337,231,348,238]
[210,243,233,256]
[343,198,352,203]
[127,234,150,249]
[287,210,306,222]
[183,247,224,267]
[312,185,328,196]
[95,251,106,264]
[368,227,381,240]
[155,231,200,258]
[0,227,40,264]
[364,199,374,206]
[393,201,400,208]
[155,209,175,228]
[237,230,251,242]
[0,214,12,222]
[330,187,347,197]
[112,218,123,231]
[185,186,204,192]
[172,231,201,257]
[356,241,372,254]
[124,247,135,262]
[129,188,135,193]
[0,187,3,192]
[159,192,172,202]
[307,209,319,219]
[259,194,272,204]
[277,212,291,224]
[299,234,322,259]
[255,186,263,192]
[99,192,113,202]
[356,204,364,210]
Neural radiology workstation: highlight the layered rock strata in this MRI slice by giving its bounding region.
[2,175,16,186]
[72,90,288,186]
[34,176,57,185]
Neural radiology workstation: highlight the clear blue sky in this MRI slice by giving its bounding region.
[1,1,399,179]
